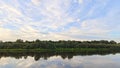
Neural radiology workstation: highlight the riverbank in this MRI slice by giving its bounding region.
[0,48,118,52]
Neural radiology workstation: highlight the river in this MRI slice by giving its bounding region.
[0,52,120,68]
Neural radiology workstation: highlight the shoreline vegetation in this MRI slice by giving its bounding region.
[0,39,120,52]
[0,48,112,52]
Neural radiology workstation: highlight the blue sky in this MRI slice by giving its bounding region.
[0,0,120,41]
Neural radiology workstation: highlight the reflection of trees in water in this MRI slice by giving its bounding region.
[0,51,118,61]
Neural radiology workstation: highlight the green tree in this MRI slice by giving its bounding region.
[16,39,23,43]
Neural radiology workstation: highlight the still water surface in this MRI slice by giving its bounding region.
[0,52,120,68]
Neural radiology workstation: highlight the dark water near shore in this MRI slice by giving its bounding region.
[0,52,120,68]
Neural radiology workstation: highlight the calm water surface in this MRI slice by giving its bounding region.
[0,52,120,68]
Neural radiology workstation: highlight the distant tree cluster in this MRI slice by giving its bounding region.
[0,39,119,49]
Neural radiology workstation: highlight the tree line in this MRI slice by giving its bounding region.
[0,39,119,49]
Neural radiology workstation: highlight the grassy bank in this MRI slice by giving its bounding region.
[0,48,114,52]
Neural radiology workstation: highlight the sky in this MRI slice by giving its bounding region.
[0,0,120,41]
